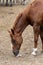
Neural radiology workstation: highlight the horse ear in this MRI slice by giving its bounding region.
[8,29,11,34]
[11,28,14,35]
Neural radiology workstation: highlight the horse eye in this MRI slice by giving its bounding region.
[11,39,15,44]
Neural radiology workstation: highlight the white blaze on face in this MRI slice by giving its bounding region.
[11,44,12,50]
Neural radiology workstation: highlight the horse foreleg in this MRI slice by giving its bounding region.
[32,23,40,55]
[40,31,43,52]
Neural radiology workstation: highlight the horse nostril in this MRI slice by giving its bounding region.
[13,50,19,56]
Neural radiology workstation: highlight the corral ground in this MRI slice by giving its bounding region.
[0,5,43,65]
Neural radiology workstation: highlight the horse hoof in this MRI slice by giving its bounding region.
[32,51,37,56]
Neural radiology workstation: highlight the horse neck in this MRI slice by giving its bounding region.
[13,15,29,35]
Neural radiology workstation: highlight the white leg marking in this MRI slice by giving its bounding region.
[32,48,37,56]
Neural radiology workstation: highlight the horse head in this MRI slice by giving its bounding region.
[8,28,23,56]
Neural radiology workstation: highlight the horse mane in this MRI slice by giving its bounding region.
[12,13,22,31]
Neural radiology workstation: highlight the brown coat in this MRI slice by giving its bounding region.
[9,0,43,56]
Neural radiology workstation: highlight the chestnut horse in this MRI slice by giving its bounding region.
[9,0,43,56]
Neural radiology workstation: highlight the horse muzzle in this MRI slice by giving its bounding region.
[13,50,19,56]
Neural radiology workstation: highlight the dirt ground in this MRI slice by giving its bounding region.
[0,4,43,65]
